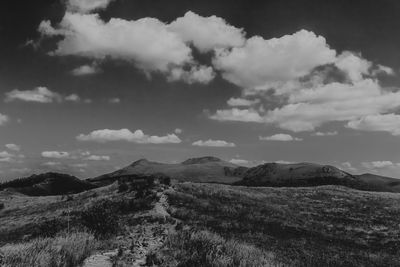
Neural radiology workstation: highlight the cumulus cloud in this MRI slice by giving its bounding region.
[5,144,21,151]
[213,30,336,89]
[38,12,196,78]
[77,128,182,144]
[169,11,245,52]
[210,108,264,122]
[334,52,371,82]
[85,155,110,161]
[5,87,62,103]
[347,114,400,135]
[71,64,101,76]
[65,94,81,102]
[312,131,338,136]
[192,139,236,147]
[0,113,9,126]
[263,79,400,132]
[168,65,215,84]
[227,97,259,107]
[362,161,394,169]
[259,134,302,141]
[41,151,71,159]
[5,87,82,103]
[0,151,14,162]
[66,0,115,13]
[174,128,183,134]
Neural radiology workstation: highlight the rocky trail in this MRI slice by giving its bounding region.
[82,189,176,267]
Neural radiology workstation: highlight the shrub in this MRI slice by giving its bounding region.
[79,199,119,238]
[0,202,4,210]
[0,231,97,267]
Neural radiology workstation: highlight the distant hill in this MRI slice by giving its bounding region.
[88,156,247,186]
[0,172,96,196]
[355,173,400,193]
[233,162,400,192]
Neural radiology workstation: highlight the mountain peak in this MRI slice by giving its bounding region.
[181,156,223,165]
[130,158,151,166]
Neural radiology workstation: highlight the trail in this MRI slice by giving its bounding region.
[82,189,176,267]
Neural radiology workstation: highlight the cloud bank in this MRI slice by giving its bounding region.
[77,128,182,144]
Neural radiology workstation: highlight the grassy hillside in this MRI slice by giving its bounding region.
[165,183,400,266]
[0,173,96,196]
[356,173,400,192]
[234,162,400,193]
[89,157,246,186]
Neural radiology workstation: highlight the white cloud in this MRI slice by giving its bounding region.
[259,133,302,141]
[347,113,400,136]
[362,161,394,169]
[169,11,245,52]
[85,155,110,161]
[341,162,357,172]
[192,139,236,147]
[229,158,250,165]
[0,151,14,162]
[41,151,71,159]
[174,128,183,134]
[77,128,182,144]
[213,30,336,89]
[168,65,215,84]
[5,87,82,104]
[0,114,9,126]
[108,97,121,104]
[42,161,62,167]
[210,108,264,122]
[227,97,259,107]
[39,13,194,75]
[67,0,115,13]
[312,131,338,136]
[0,150,24,163]
[264,79,400,132]
[334,52,371,82]
[5,87,62,103]
[71,64,100,76]
[5,144,21,151]
[65,94,81,102]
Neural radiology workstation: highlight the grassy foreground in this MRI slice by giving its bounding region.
[166,183,400,266]
[0,232,97,267]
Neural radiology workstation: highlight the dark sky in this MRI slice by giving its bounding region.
[1,0,400,180]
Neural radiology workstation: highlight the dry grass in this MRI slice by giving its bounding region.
[0,231,98,267]
[167,183,400,266]
[149,229,278,267]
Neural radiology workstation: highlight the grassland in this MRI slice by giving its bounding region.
[166,183,400,266]
[1,179,400,266]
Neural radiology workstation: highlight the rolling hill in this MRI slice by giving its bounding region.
[88,156,247,186]
[234,162,385,191]
[0,172,96,196]
[355,173,400,193]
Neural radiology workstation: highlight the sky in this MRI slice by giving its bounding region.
[2,0,400,180]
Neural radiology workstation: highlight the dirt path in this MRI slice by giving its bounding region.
[83,189,176,267]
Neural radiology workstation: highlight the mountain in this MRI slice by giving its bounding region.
[88,157,247,186]
[355,173,400,193]
[0,172,96,196]
[234,162,368,189]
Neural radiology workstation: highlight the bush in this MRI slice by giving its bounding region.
[0,231,97,267]
[80,199,120,238]
[0,202,4,210]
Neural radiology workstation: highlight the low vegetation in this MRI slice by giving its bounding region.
[0,231,98,267]
[167,183,400,266]
[148,229,276,266]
